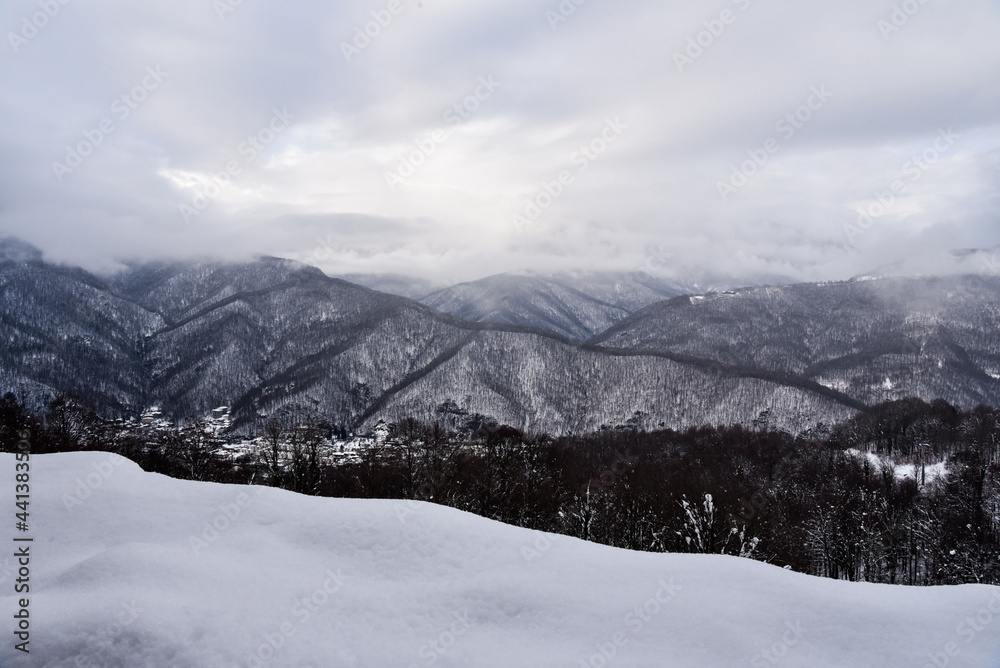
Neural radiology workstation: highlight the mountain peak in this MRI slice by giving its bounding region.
[0,237,43,263]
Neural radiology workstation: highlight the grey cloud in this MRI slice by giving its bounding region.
[0,0,998,284]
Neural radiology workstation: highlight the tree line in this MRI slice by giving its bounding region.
[2,393,998,586]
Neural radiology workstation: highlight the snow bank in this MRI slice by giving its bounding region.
[2,452,999,667]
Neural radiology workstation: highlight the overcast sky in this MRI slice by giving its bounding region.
[1,0,999,284]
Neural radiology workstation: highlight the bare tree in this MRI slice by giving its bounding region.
[260,420,285,487]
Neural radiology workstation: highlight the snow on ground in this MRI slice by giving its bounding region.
[846,448,948,485]
[2,452,1000,668]
[893,459,949,484]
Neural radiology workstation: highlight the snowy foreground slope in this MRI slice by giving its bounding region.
[3,454,1000,668]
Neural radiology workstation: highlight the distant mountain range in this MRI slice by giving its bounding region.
[339,271,693,340]
[419,273,690,340]
[592,278,1000,410]
[1,238,998,435]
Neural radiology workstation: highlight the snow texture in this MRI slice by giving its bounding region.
[2,452,1000,667]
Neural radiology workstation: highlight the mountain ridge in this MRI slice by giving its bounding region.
[1,238,998,434]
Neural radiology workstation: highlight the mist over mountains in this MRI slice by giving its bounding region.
[1,238,998,435]
[419,273,691,340]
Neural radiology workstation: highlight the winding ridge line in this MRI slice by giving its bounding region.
[131,267,874,418]
[343,326,868,429]
[352,333,479,429]
[43,261,871,421]
[579,344,869,412]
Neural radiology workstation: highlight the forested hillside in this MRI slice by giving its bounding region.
[4,394,997,586]
[2,239,999,435]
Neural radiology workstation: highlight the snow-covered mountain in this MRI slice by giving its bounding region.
[592,277,1000,409]
[5,451,998,667]
[419,272,690,340]
[421,274,631,340]
[1,238,999,434]
[333,272,440,300]
[0,243,164,414]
